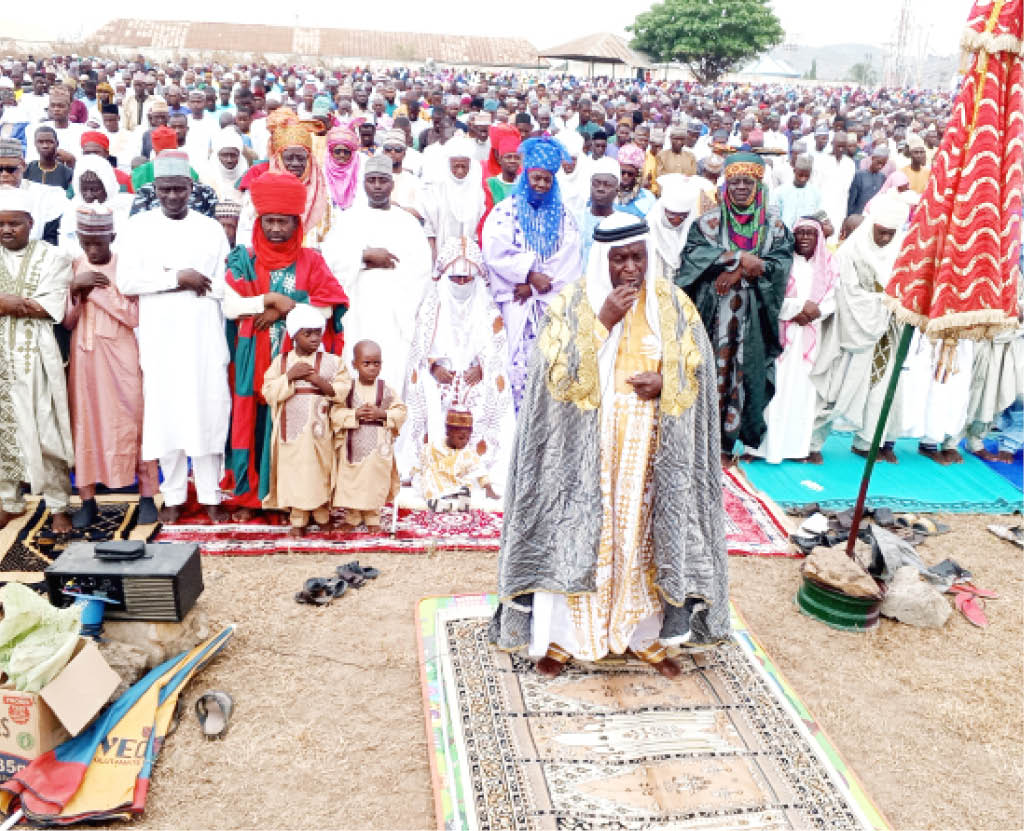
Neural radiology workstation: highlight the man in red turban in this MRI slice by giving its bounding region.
[222,172,349,520]
[80,131,133,192]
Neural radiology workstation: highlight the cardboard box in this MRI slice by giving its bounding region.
[0,638,121,782]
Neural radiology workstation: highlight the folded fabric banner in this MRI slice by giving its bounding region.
[0,625,234,824]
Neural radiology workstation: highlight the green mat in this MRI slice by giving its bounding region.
[741,432,1022,513]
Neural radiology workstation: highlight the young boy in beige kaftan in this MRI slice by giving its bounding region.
[411,408,500,509]
[332,340,407,532]
[261,304,349,537]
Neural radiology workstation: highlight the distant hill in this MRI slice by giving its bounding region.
[771,43,959,88]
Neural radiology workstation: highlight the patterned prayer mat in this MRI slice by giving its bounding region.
[418,595,888,831]
[151,474,791,557]
[0,501,139,575]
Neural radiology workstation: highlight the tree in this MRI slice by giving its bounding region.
[628,0,785,84]
[847,54,877,86]
[808,58,817,80]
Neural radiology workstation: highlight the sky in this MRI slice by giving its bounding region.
[11,0,970,57]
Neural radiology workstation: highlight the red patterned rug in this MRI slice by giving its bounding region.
[151,472,792,557]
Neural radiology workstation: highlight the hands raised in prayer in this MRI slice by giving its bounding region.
[71,270,110,296]
[176,268,212,296]
[628,372,663,401]
[792,300,821,327]
[598,284,638,330]
[363,247,400,269]
[527,271,553,295]
[355,403,387,423]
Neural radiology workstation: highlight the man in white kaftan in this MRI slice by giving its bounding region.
[0,187,73,529]
[748,218,837,463]
[809,196,909,461]
[117,151,231,522]
[482,136,582,410]
[321,155,431,391]
[399,237,515,483]
[813,132,856,238]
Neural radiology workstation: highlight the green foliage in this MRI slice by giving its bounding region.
[808,58,817,80]
[847,55,877,85]
[628,0,785,84]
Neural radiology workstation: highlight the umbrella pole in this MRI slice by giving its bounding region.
[844,323,914,557]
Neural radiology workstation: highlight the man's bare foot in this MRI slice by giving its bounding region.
[969,447,1000,462]
[231,508,254,522]
[50,512,72,534]
[879,446,899,464]
[941,448,964,464]
[802,451,824,464]
[333,522,359,535]
[288,526,306,538]
[918,445,950,465]
[652,657,682,679]
[536,656,566,678]
[0,508,25,530]
[205,504,229,523]
[158,504,182,524]
[720,453,735,468]
[851,446,869,459]
[997,450,1016,463]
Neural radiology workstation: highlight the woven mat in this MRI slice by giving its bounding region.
[741,431,1021,513]
[418,595,888,831]
[151,473,790,557]
[0,501,139,579]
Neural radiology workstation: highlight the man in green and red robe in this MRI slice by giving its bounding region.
[222,172,348,520]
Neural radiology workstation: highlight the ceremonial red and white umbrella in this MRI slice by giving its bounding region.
[845,0,1022,558]
[884,0,1022,344]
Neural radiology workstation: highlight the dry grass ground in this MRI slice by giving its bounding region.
[31,512,1024,830]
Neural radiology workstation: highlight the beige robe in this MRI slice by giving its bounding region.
[332,380,407,511]
[261,351,348,512]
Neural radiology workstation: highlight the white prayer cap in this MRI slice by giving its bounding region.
[657,174,699,214]
[591,156,620,184]
[0,185,32,215]
[152,150,191,179]
[870,194,909,230]
[559,129,584,158]
[445,134,475,161]
[906,133,926,151]
[285,303,326,339]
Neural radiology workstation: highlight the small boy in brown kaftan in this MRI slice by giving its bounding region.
[261,304,349,537]
[332,340,407,532]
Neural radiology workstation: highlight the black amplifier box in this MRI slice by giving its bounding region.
[45,543,203,622]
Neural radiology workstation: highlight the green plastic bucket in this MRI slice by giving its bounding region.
[795,575,882,632]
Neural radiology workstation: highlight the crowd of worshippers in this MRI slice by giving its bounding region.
[0,55,1019,537]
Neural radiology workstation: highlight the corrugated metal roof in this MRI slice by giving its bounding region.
[88,20,540,66]
[539,32,651,68]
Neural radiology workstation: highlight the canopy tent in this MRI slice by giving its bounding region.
[540,32,651,78]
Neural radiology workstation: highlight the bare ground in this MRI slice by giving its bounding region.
[83,513,1024,830]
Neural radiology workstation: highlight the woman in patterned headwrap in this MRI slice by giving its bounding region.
[481,135,581,410]
[676,151,794,464]
[237,112,329,248]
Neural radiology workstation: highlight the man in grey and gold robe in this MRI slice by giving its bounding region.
[490,213,729,680]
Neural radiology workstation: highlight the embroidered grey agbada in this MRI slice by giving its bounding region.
[489,238,729,653]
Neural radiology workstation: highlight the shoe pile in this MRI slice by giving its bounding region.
[294,561,380,606]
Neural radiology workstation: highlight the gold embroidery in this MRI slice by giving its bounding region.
[538,286,601,410]
[656,280,703,418]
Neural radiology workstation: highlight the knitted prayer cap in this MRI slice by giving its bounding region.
[214,200,242,219]
[617,143,645,170]
[152,150,190,179]
[0,138,24,160]
[363,155,392,178]
[445,408,474,428]
[723,151,765,180]
[76,204,114,233]
[381,129,406,148]
[251,171,306,217]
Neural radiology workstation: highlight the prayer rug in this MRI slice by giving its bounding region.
[418,594,889,831]
[741,432,1022,513]
[977,440,1023,491]
[151,474,791,557]
[0,501,139,577]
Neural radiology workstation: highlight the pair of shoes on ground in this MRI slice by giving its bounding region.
[71,496,159,530]
[294,561,381,606]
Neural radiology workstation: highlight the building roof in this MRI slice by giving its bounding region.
[738,55,801,78]
[87,20,540,66]
[539,33,651,68]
